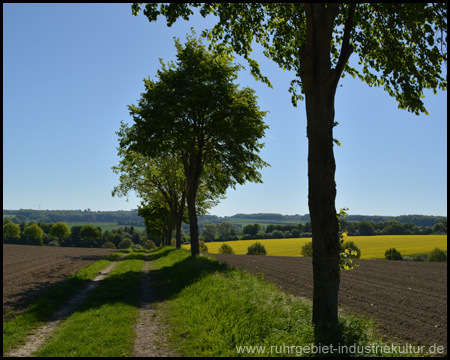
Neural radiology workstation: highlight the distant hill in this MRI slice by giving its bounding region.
[4,209,445,228]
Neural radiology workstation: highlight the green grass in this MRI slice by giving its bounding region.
[34,251,146,357]
[147,247,421,357]
[3,251,125,355]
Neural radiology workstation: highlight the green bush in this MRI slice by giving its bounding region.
[102,241,116,249]
[428,247,447,262]
[47,240,60,247]
[247,242,267,255]
[241,234,253,240]
[199,240,208,254]
[218,243,235,254]
[132,244,143,250]
[143,240,156,250]
[385,248,403,260]
[118,238,133,249]
[341,241,361,259]
[301,241,313,257]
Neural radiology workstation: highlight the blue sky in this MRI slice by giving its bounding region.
[3,3,447,217]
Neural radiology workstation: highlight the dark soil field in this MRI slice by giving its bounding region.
[211,254,447,355]
[3,244,118,319]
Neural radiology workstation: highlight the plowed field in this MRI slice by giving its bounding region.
[3,244,118,319]
[211,254,447,354]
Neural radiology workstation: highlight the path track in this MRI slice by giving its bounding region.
[5,252,129,357]
[132,254,176,357]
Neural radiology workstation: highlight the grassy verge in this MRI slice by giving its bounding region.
[149,247,424,357]
[34,251,146,357]
[3,251,124,355]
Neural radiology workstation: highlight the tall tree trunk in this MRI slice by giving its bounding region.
[301,3,344,326]
[187,184,199,256]
[306,92,341,325]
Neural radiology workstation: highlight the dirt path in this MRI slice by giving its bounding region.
[133,253,177,357]
[5,252,129,357]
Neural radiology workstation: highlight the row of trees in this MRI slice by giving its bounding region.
[131,3,447,327]
[2,209,144,225]
[112,32,269,254]
[199,218,446,242]
[2,219,154,249]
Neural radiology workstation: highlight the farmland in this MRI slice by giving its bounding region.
[183,235,447,259]
[3,245,447,356]
[210,253,447,353]
[3,244,118,319]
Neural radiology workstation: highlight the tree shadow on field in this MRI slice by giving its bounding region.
[147,254,230,303]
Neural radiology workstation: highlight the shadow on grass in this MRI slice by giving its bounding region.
[147,254,230,303]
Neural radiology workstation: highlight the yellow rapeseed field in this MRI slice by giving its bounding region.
[182,235,447,259]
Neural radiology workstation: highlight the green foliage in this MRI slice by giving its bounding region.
[3,222,21,241]
[218,243,235,254]
[428,247,447,262]
[385,247,403,260]
[118,238,133,249]
[338,208,359,271]
[341,241,361,259]
[24,223,44,245]
[301,241,313,257]
[202,224,217,242]
[80,224,101,247]
[143,239,156,250]
[46,240,60,247]
[49,222,71,241]
[102,241,116,249]
[247,242,267,255]
[133,3,447,115]
[199,240,208,254]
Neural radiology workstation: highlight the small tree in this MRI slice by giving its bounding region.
[49,222,71,244]
[102,241,116,249]
[428,247,447,262]
[218,243,235,254]
[143,239,156,250]
[385,248,403,260]
[80,225,101,248]
[301,241,313,257]
[199,240,208,254]
[202,224,217,242]
[247,242,267,255]
[3,222,21,242]
[24,223,44,246]
[118,238,133,249]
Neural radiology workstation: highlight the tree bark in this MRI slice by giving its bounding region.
[187,184,199,256]
[301,3,343,326]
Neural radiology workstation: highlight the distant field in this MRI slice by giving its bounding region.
[183,235,447,259]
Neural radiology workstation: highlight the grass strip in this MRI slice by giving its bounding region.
[3,251,124,355]
[149,246,424,357]
[34,251,146,357]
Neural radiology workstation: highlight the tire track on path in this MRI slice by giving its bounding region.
[133,253,176,357]
[6,252,130,358]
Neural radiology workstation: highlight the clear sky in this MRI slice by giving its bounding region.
[3,4,447,217]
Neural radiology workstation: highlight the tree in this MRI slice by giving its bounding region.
[202,224,217,242]
[358,220,375,236]
[385,247,403,260]
[49,222,71,244]
[3,221,21,242]
[217,221,233,241]
[80,225,101,248]
[24,223,44,246]
[132,3,447,326]
[122,33,269,257]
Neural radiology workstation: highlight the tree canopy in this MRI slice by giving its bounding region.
[131,3,447,326]
[121,33,269,255]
